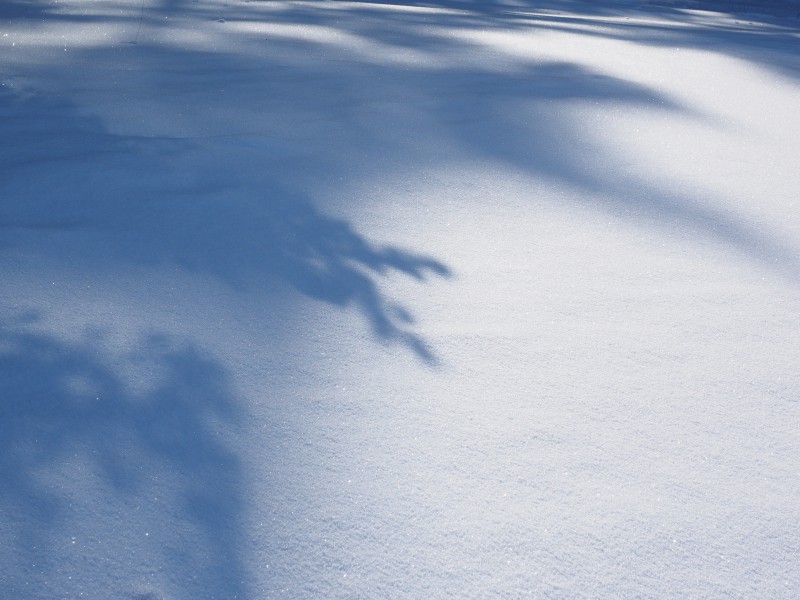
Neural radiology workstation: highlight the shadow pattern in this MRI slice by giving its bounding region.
[0,86,451,362]
[2,2,799,599]
[0,317,246,600]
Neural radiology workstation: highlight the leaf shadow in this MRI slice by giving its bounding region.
[0,317,247,600]
[0,86,452,363]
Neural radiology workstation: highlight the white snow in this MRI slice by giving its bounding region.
[2,0,799,598]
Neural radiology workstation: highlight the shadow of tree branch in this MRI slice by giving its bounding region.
[0,317,247,599]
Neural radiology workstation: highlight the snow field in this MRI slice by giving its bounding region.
[2,0,799,598]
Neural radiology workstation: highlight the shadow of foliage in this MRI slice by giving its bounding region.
[285,0,800,81]
[1,2,799,598]
[238,0,799,275]
[0,1,51,20]
[0,317,246,600]
[0,85,451,362]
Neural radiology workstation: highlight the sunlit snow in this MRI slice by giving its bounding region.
[2,0,799,598]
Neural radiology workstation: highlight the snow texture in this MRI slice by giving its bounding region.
[1,0,799,598]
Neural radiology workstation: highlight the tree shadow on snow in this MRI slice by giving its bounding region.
[306,0,800,80]
[0,317,247,600]
[2,2,800,596]
[242,0,800,275]
[0,86,451,363]
[0,0,55,20]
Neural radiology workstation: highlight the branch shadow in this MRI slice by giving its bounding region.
[0,85,451,363]
[0,1,54,20]
[2,2,799,596]
[649,0,800,21]
[0,316,247,600]
[243,0,800,275]
[276,0,799,82]
[515,4,800,81]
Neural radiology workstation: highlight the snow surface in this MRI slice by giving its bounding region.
[1,0,799,598]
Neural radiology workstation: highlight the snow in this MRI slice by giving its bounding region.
[1,0,799,598]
